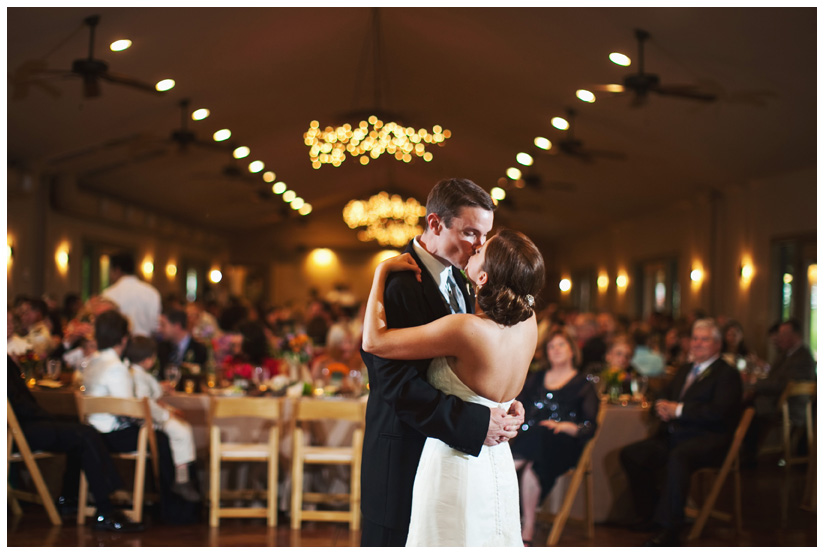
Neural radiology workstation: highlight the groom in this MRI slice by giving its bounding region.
[360,178,526,546]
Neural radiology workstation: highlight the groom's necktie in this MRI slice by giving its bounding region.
[445,274,464,314]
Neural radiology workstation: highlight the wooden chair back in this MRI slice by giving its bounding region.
[74,393,158,524]
[208,396,281,527]
[290,397,366,531]
[686,407,755,541]
[7,400,62,526]
[779,381,816,468]
[544,400,607,546]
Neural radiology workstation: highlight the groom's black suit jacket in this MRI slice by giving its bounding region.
[360,240,490,532]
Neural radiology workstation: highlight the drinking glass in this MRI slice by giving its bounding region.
[46,359,62,380]
[165,365,181,389]
[252,366,266,387]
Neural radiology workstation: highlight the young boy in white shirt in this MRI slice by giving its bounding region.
[125,336,200,502]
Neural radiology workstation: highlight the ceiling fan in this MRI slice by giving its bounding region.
[167,98,232,153]
[11,14,165,99]
[550,109,626,164]
[594,29,718,107]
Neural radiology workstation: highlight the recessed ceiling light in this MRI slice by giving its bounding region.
[155,79,175,92]
[191,108,210,121]
[298,203,312,215]
[491,187,506,201]
[291,197,305,210]
[576,89,596,103]
[534,137,551,150]
[233,146,250,159]
[551,117,569,131]
[609,52,631,66]
[213,129,231,142]
[506,167,522,180]
[283,190,296,203]
[109,39,132,52]
[248,160,264,173]
[516,152,533,166]
[272,182,287,195]
[263,171,276,183]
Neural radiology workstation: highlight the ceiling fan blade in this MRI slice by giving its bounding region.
[82,74,100,97]
[100,70,164,95]
[590,84,627,93]
[584,149,627,161]
[652,83,717,102]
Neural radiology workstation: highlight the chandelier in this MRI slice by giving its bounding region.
[304,117,449,169]
[342,191,426,247]
[305,8,449,169]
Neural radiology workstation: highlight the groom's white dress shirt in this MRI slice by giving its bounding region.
[412,237,467,314]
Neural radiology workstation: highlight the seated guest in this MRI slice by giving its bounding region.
[186,301,220,343]
[7,308,31,358]
[7,354,143,532]
[221,320,284,384]
[742,318,816,464]
[511,329,600,546]
[18,297,60,358]
[310,322,365,383]
[576,312,607,375]
[600,334,637,395]
[157,308,208,380]
[82,310,178,516]
[620,318,742,546]
[630,323,665,377]
[663,324,691,369]
[125,336,200,502]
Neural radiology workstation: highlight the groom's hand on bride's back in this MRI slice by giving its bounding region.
[484,401,525,446]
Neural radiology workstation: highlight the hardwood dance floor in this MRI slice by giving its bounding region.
[6,457,816,547]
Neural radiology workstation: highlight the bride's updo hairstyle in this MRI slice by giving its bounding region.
[476,229,545,326]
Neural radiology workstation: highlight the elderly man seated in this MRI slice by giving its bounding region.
[620,318,742,547]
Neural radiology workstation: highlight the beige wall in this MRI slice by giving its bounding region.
[553,165,816,358]
[7,172,231,304]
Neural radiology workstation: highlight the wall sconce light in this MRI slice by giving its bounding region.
[142,259,154,279]
[597,273,609,291]
[309,248,334,267]
[690,268,703,282]
[55,246,70,274]
[740,262,754,282]
[166,263,177,279]
[807,264,817,286]
[559,278,572,292]
[616,273,628,289]
[209,269,223,283]
[6,241,13,267]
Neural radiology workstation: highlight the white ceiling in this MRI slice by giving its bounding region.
[7,6,817,253]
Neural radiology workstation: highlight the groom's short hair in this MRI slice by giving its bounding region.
[426,178,496,228]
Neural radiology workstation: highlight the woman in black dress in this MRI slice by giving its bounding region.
[512,328,600,545]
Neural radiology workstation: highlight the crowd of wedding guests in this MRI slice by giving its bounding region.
[7,257,816,543]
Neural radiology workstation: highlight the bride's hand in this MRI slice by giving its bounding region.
[379,254,422,282]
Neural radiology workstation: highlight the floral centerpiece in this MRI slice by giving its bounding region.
[601,366,630,401]
[277,332,313,381]
[18,349,41,382]
[221,354,284,391]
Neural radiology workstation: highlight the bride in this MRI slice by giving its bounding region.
[362,228,545,546]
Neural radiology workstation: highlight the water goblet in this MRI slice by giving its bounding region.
[46,359,62,380]
[165,365,181,389]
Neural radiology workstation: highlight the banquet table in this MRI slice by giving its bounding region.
[545,400,656,524]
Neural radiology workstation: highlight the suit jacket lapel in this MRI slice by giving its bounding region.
[405,242,452,319]
[451,267,475,313]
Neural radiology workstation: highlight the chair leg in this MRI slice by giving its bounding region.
[547,466,585,546]
[268,438,278,527]
[733,463,742,536]
[584,468,595,539]
[688,466,732,541]
[77,472,88,525]
[209,433,221,528]
[130,457,145,523]
[290,431,304,530]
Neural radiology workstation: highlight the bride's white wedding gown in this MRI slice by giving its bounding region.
[406,357,523,547]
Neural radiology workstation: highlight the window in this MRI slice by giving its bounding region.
[770,235,816,360]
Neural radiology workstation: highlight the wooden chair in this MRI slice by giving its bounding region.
[290,397,365,531]
[7,400,62,526]
[540,401,607,546]
[779,381,815,469]
[685,407,755,541]
[209,396,281,527]
[74,393,159,525]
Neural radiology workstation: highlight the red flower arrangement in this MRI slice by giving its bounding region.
[221,355,284,382]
